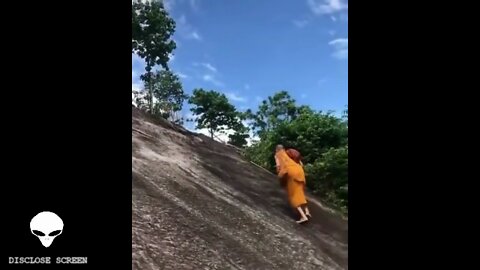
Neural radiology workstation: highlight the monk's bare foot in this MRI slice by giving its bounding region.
[296,217,308,224]
[306,213,312,218]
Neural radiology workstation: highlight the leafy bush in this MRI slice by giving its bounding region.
[244,93,348,213]
[304,146,348,212]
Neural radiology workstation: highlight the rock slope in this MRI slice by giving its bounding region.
[132,108,348,270]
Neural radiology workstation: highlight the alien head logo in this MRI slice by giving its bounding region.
[30,211,63,248]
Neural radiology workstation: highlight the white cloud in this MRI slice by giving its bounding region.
[201,63,217,72]
[203,74,213,81]
[194,62,219,75]
[293,19,309,28]
[255,96,263,102]
[203,74,224,86]
[330,38,347,45]
[328,38,348,60]
[331,15,337,22]
[176,14,202,41]
[168,53,175,63]
[301,93,307,99]
[176,72,189,79]
[307,0,348,15]
[329,30,336,36]
[188,31,202,40]
[226,92,247,103]
[244,84,250,90]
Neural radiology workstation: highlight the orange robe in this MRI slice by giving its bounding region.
[275,149,307,208]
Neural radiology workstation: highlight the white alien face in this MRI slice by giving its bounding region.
[30,211,63,248]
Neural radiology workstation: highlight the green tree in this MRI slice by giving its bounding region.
[273,110,348,164]
[132,0,176,112]
[228,123,250,148]
[246,91,298,138]
[144,70,187,121]
[188,89,239,139]
[304,146,348,212]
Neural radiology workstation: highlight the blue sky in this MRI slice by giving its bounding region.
[132,0,348,133]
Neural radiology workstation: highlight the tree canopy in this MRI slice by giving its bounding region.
[188,89,240,139]
[132,0,176,111]
[132,0,176,72]
[144,70,187,123]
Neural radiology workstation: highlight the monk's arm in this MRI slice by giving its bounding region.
[277,167,288,187]
[278,166,288,179]
[274,156,281,172]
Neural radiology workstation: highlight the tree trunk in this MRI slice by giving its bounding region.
[210,129,214,139]
[148,71,153,113]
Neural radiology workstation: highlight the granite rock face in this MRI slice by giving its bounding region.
[132,108,348,270]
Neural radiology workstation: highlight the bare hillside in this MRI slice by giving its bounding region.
[132,108,348,270]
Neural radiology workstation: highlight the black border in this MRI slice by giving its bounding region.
[348,0,469,268]
[4,0,132,268]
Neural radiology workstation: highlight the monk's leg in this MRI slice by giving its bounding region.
[287,177,308,223]
[301,183,311,217]
[304,205,311,217]
[296,206,309,224]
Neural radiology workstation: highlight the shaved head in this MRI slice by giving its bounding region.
[276,144,284,152]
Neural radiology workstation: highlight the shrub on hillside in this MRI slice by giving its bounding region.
[304,145,348,211]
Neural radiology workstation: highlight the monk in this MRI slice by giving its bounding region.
[275,145,311,223]
[284,147,310,217]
